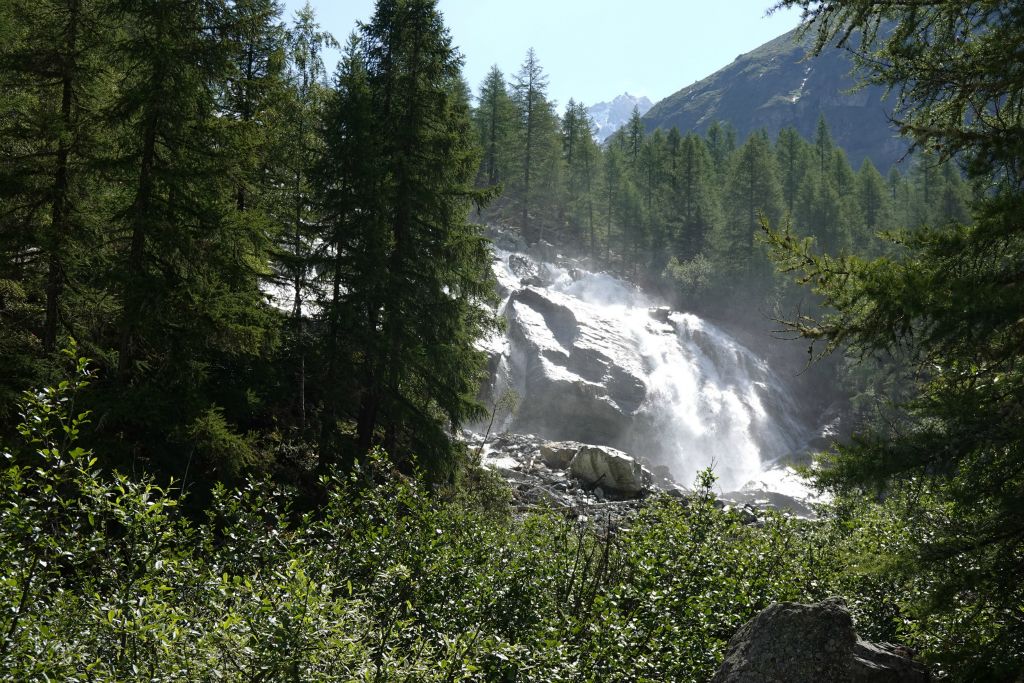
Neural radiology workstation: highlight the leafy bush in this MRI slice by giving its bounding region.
[2,349,981,681]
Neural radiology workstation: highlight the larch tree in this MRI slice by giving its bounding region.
[855,158,889,249]
[767,1,1024,675]
[473,64,515,190]
[561,100,599,254]
[511,47,558,244]
[346,0,498,477]
[671,132,718,262]
[102,0,273,479]
[0,0,108,359]
[272,3,334,430]
[716,131,782,282]
[776,126,810,216]
[314,32,380,467]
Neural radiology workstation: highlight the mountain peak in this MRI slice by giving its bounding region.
[587,93,653,142]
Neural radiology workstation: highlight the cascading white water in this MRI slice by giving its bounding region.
[485,249,813,493]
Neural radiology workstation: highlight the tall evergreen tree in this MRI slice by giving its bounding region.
[603,144,624,265]
[270,3,334,430]
[855,158,889,249]
[776,126,810,216]
[102,0,273,478]
[315,32,379,466]
[341,0,498,475]
[473,65,515,190]
[0,0,108,359]
[672,132,718,262]
[511,47,556,243]
[715,131,782,281]
[561,99,598,246]
[813,113,834,179]
[220,0,286,215]
[705,120,736,179]
[769,1,1024,674]
[625,106,644,166]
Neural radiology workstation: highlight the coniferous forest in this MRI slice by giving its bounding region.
[0,0,1021,680]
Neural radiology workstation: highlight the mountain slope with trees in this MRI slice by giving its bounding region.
[643,25,907,170]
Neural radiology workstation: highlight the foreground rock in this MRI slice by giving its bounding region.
[539,441,582,469]
[713,598,929,683]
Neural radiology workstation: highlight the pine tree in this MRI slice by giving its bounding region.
[855,158,889,249]
[769,2,1024,673]
[341,0,498,475]
[813,113,834,179]
[704,120,736,178]
[561,99,599,247]
[715,131,782,281]
[103,0,273,477]
[473,65,515,190]
[625,106,644,166]
[270,3,334,430]
[0,0,108,357]
[674,132,718,262]
[511,48,557,243]
[603,145,624,265]
[315,32,379,466]
[638,130,666,272]
[776,126,810,216]
[221,0,286,215]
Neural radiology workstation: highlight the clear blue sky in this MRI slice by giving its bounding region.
[282,0,802,109]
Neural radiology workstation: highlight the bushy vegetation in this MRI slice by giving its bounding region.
[0,351,955,682]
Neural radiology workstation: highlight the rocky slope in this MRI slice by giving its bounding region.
[643,26,907,169]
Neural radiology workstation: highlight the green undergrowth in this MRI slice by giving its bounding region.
[0,356,948,682]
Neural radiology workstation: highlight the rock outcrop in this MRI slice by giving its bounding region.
[712,598,930,683]
[481,247,821,495]
[505,287,647,447]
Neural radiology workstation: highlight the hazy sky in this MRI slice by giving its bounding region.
[282,0,803,109]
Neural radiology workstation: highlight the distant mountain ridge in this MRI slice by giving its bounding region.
[587,93,653,143]
[642,27,908,169]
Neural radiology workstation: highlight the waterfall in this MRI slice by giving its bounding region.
[481,249,816,494]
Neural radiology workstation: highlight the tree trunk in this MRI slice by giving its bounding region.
[43,0,81,353]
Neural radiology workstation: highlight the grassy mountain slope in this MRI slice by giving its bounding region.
[643,27,908,169]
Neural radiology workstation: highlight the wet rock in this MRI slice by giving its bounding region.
[504,287,647,446]
[712,598,930,683]
[648,306,671,323]
[650,464,677,489]
[540,441,582,469]
[569,445,652,497]
[507,253,537,280]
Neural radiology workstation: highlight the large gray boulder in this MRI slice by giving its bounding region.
[569,444,652,497]
[712,598,929,683]
[539,441,583,469]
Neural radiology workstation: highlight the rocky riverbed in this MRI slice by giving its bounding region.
[464,431,825,523]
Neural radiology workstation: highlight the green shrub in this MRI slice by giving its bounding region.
[1,348,985,681]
